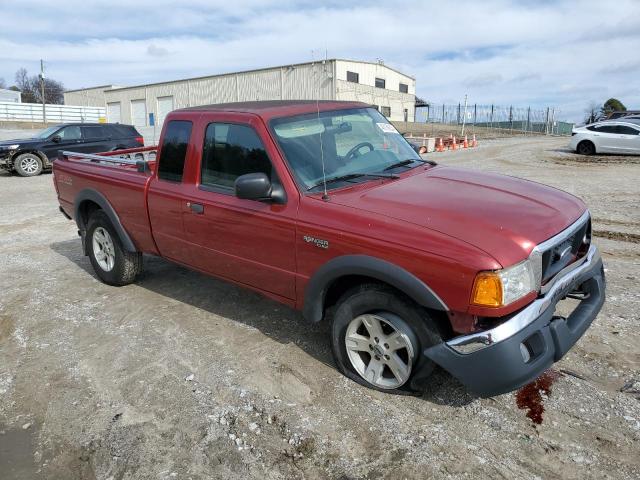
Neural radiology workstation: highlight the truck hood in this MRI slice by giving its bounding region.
[329,166,586,267]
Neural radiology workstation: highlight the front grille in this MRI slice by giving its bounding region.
[540,217,591,284]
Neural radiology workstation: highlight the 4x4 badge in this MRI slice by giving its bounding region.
[303,235,329,249]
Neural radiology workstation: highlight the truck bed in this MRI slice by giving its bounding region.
[53,146,160,254]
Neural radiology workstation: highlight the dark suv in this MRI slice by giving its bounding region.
[0,123,144,177]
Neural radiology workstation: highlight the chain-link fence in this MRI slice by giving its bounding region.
[412,103,573,137]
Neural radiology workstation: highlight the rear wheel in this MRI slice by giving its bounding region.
[577,140,595,155]
[87,210,142,286]
[13,153,43,177]
[331,284,442,394]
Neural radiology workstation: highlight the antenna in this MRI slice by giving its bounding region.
[310,50,328,200]
[314,55,329,200]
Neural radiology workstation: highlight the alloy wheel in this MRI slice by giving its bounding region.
[92,227,116,271]
[20,156,40,175]
[344,313,415,389]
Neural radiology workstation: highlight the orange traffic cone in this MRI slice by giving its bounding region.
[437,137,444,152]
[451,135,457,150]
[463,135,468,148]
[472,134,478,147]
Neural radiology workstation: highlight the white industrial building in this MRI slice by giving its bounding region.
[0,88,22,103]
[64,59,416,129]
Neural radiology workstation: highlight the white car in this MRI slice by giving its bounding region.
[570,121,640,155]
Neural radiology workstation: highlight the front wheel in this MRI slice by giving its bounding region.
[86,210,142,286]
[577,140,595,155]
[331,284,442,394]
[13,153,43,177]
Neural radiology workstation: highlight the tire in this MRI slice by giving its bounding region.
[577,140,595,155]
[13,153,43,177]
[331,283,442,395]
[86,210,142,286]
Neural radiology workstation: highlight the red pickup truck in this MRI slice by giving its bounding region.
[53,101,605,397]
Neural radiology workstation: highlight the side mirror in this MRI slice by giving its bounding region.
[51,135,61,143]
[235,173,273,201]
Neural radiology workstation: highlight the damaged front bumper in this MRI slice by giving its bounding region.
[0,152,11,170]
[425,244,605,397]
[0,151,12,170]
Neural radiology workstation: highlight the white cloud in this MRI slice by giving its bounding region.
[0,0,638,121]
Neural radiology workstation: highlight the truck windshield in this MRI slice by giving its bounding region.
[271,107,423,192]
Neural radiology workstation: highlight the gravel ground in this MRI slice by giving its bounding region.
[0,135,638,479]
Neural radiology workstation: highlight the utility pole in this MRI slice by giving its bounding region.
[39,59,46,124]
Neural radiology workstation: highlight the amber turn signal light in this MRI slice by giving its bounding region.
[471,272,503,307]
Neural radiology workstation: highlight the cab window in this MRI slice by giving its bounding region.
[157,120,192,182]
[200,123,273,191]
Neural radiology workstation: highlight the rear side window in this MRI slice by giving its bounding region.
[616,125,639,135]
[108,124,139,137]
[201,123,272,190]
[158,120,192,182]
[81,126,104,140]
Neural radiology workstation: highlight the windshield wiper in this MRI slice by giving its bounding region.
[383,157,438,171]
[307,172,399,191]
[382,159,422,171]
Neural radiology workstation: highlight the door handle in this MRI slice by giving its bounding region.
[186,201,204,214]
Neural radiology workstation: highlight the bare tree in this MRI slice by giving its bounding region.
[14,67,65,104]
[584,101,600,124]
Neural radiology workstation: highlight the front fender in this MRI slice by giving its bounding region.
[302,254,449,322]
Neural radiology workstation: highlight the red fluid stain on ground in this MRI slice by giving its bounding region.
[516,369,562,425]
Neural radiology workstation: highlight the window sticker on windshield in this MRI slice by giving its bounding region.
[377,122,399,134]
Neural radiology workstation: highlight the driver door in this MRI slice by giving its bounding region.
[181,116,299,301]
[42,125,82,160]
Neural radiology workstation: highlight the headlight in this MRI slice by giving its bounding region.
[471,258,539,307]
[7,144,20,150]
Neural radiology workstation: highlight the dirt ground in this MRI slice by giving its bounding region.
[0,135,638,479]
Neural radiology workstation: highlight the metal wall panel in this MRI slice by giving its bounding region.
[64,86,115,107]
[237,69,282,101]
[281,62,334,100]
[189,76,238,106]
[335,80,415,122]
[335,60,415,95]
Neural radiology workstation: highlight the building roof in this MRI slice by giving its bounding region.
[65,59,415,94]
[64,84,121,93]
[175,100,371,119]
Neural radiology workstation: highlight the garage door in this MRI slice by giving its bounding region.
[157,96,174,127]
[131,99,147,127]
[107,102,121,123]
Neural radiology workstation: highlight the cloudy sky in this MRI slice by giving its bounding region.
[1,0,638,121]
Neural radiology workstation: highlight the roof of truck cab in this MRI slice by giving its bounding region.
[175,100,372,119]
